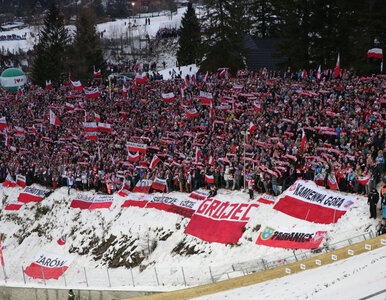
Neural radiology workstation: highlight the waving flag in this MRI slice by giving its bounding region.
[185,108,199,118]
[128,152,140,162]
[93,69,101,77]
[248,122,257,135]
[205,174,214,184]
[84,87,100,99]
[301,128,307,151]
[152,178,168,192]
[127,142,147,154]
[162,92,175,102]
[3,174,17,188]
[18,186,50,203]
[135,73,147,84]
[15,126,25,135]
[203,72,208,82]
[0,117,6,131]
[94,113,101,122]
[334,53,341,78]
[98,123,112,133]
[49,110,61,126]
[252,102,261,112]
[150,155,161,170]
[16,174,26,188]
[199,91,213,105]
[356,174,371,185]
[316,65,321,80]
[134,62,141,71]
[45,80,52,90]
[65,103,74,110]
[327,174,338,190]
[71,80,83,91]
[57,235,66,246]
[367,48,383,59]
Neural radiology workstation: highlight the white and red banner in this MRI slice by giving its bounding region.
[121,193,152,208]
[189,190,209,200]
[18,186,50,203]
[24,250,76,280]
[49,110,60,126]
[257,193,276,205]
[185,108,199,118]
[57,236,66,246]
[127,142,147,154]
[65,103,74,110]
[16,174,26,188]
[71,80,83,91]
[3,174,17,188]
[84,122,98,133]
[152,177,167,192]
[205,174,214,184]
[135,73,147,84]
[0,117,7,131]
[70,194,94,209]
[162,92,175,102]
[146,196,178,212]
[128,152,140,162]
[84,87,100,99]
[273,180,357,224]
[132,180,153,193]
[185,198,259,244]
[149,155,161,170]
[314,173,325,186]
[15,126,25,135]
[256,225,327,249]
[98,122,112,133]
[85,132,98,141]
[45,80,52,90]
[168,198,200,218]
[367,48,383,59]
[4,198,24,210]
[88,195,114,210]
[199,91,213,105]
[327,174,338,190]
[356,174,371,185]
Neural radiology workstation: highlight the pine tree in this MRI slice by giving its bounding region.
[200,0,252,72]
[31,3,70,87]
[176,2,201,66]
[250,0,279,38]
[92,0,106,18]
[70,8,106,83]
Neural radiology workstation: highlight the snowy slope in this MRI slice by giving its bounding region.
[0,183,380,289]
[194,245,386,300]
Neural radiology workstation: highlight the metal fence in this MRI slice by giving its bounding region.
[0,230,376,289]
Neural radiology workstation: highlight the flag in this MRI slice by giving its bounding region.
[301,128,307,151]
[0,117,7,131]
[135,73,147,84]
[15,126,25,135]
[152,178,167,192]
[134,62,141,71]
[208,155,214,166]
[57,235,66,246]
[97,122,112,133]
[133,80,138,93]
[219,69,226,78]
[0,236,4,267]
[150,155,161,170]
[356,174,371,186]
[18,186,50,203]
[367,48,383,59]
[16,174,26,188]
[49,110,60,126]
[93,68,101,77]
[84,87,100,99]
[209,102,214,119]
[18,86,23,96]
[334,53,341,78]
[252,102,261,112]
[71,80,83,91]
[195,148,201,162]
[162,92,175,102]
[205,174,214,184]
[203,71,208,82]
[3,174,17,188]
[327,174,338,190]
[185,108,199,118]
[65,103,75,110]
[316,65,321,80]
[233,84,243,91]
[128,152,140,162]
[94,113,101,122]
[45,80,52,90]
[248,122,257,135]
[199,91,213,105]
[122,85,128,96]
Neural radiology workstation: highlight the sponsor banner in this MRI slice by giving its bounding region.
[257,194,276,205]
[167,198,200,218]
[18,186,50,203]
[152,178,167,192]
[184,198,259,244]
[146,196,178,212]
[256,225,327,249]
[121,193,153,208]
[273,180,357,224]
[24,250,76,280]
[16,174,26,188]
[127,142,147,154]
[70,194,94,209]
[132,180,153,193]
[189,190,209,200]
[88,195,114,210]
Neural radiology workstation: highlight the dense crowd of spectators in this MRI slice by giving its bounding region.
[156,27,180,39]
[0,68,385,198]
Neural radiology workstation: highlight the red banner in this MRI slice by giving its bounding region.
[146,196,177,212]
[127,142,147,154]
[257,194,276,205]
[167,198,200,218]
[184,198,259,244]
[152,178,167,192]
[189,190,209,200]
[70,194,94,209]
[121,193,152,208]
[18,186,50,203]
[256,225,327,249]
[132,180,153,193]
[5,199,23,210]
[16,174,26,188]
[88,195,114,210]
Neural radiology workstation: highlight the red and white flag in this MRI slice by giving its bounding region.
[4,198,23,210]
[15,126,25,135]
[3,174,17,188]
[209,102,214,119]
[0,117,6,131]
[327,174,338,190]
[219,69,227,78]
[128,152,140,162]
[84,122,98,133]
[257,193,277,205]
[122,85,128,96]
[135,73,147,84]
[93,69,101,77]
[127,142,147,154]
[248,122,257,135]
[85,132,98,141]
[70,194,94,209]
[316,65,321,80]
[49,110,61,126]
[71,80,83,91]
[209,155,214,166]
[185,108,199,118]
[189,190,210,200]
[233,84,243,91]
[94,113,101,122]
[314,173,325,186]
[356,174,371,186]
[24,250,76,280]
[16,174,26,188]
[149,155,161,170]
[134,61,141,71]
[88,195,114,210]
[252,102,261,112]
[146,195,178,212]
[162,92,175,102]
[204,174,214,184]
[45,80,52,90]
[195,147,201,162]
[121,193,152,208]
[18,186,50,203]
[301,128,307,151]
[57,235,66,246]
[84,87,100,99]
[152,178,167,192]
[185,198,259,243]
[98,122,112,133]
[65,103,74,110]
[367,48,383,59]
[132,180,153,193]
[199,91,213,105]
[334,53,341,78]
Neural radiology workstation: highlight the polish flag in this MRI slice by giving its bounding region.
[150,155,161,170]
[128,152,140,162]
[204,174,214,184]
[84,122,98,133]
[195,147,201,162]
[219,69,227,78]
[24,250,76,280]
[0,117,6,131]
[65,103,75,110]
[162,92,175,102]
[127,142,147,153]
[94,113,101,122]
[85,132,98,141]
[248,122,257,135]
[252,102,261,112]
[121,193,152,207]
[199,91,213,105]
[3,174,17,188]
[151,178,167,192]
[49,110,61,126]
[45,80,52,90]
[135,73,147,84]
[133,81,138,92]
[16,174,26,188]
[18,186,50,203]
[334,53,341,78]
[122,85,128,96]
[71,80,83,91]
[88,195,114,210]
[57,235,66,245]
[15,126,25,134]
[301,128,307,151]
[233,84,243,91]
[118,188,130,198]
[203,72,208,82]
[209,102,214,119]
[70,194,94,209]
[356,174,371,185]
[134,62,141,71]
[316,65,321,80]
[367,48,383,59]
[209,155,214,166]
[84,87,100,99]
[185,108,199,118]
[98,123,112,133]
[327,174,339,190]
[5,199,23,210]
[93,69,101,77]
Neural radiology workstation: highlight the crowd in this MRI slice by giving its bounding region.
[0,68,385,206]
[156,27,181,39]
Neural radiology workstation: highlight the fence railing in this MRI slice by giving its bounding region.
[0,230,376,289]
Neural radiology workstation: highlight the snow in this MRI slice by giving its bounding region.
[0,183,381,290]
[194,246,386,300]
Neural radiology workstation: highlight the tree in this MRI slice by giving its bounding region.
[92,0,106,18]
[176,2,201,66]
[200,0,252,72]
[250,0,279,38]
[69,8,106,83]
[31,3,70,87]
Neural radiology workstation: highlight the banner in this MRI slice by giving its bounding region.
[88,195,114,210]
[132,180,153,193]
[16,174,26,188]
[152,178,167,192]
[257,194,276,205]
[162,92,175,102]
[121,193,152,208]
[189,190,209,200]
[167,198,200,218]
[5,198,24,210]
[199,91,213,105]
[127,142,147,154]
[70,194,94,209]
[273,180,357,224]
[146,196,178,212]
[184,198,259,244]
[24,250,76,280]
[18,186,50,203]
[256,225,327,249]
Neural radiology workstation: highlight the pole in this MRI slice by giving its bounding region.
[62,267,67,287]
[107,268,111,288]
[22,266,26,284]
[84,267,89,287]
[130,267,135,287]
[2,265,7,283]
[41,266,46,286]
[181,267,187,287]
[209,266,214,283]
[154,266,160,286]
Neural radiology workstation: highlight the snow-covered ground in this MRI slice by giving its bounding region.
[0,182,381,290]
[195,245,386,300]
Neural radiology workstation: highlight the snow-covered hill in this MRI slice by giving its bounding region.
[0,183,380,289]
